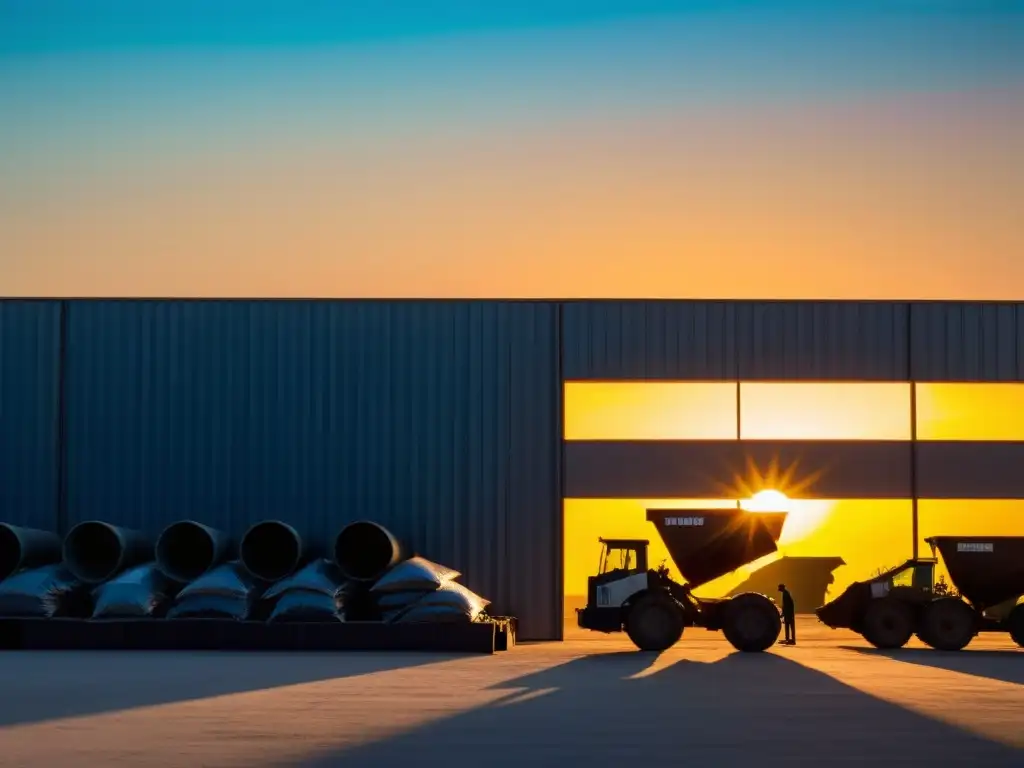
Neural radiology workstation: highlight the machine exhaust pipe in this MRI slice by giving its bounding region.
[155,520,232,583]
[0,524,63,581]
[62,521,153,584]
[333,521,405,582]
[239,520,303,582]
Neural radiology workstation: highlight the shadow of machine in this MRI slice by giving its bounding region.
[816,536,1024,652]
[728,556,846,614]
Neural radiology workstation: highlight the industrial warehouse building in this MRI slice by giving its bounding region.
[2,298,1024,640]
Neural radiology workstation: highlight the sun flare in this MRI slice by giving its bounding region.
[742,490,834,546]
[742,489,791,513]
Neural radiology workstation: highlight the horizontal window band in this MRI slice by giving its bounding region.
[563,381,1024,442]
[562,440,1024,500]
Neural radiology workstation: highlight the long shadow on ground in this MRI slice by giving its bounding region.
[0,650,454,727]
[297,650,1023,768]
[840,646,1024,686]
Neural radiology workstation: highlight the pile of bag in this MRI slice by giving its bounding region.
[371,556,489,623]
[0,564,92,618]
[166,561,264,620]
[91,563,177,618]
[262,559,348,623]
[0,550,491,627]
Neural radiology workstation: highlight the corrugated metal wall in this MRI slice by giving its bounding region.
[62,300,561,640]
[909,302,1024,381]
[564,300,1024,382]
[0,300,61,528]
[3,297,1024,640]
[562,300,911,380]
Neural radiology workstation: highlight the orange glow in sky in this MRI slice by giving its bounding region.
[2,89,1022,299]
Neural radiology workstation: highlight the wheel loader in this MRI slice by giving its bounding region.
[815,536,1024,651]
[576,507,788,652]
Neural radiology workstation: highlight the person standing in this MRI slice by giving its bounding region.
[778,583,796,645]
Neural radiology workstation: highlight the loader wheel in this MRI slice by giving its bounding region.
[862,598,913,650]
[1008,605,1024,649]
[625,593,684,652]
[722,593,782,653]
[919,598,976,651]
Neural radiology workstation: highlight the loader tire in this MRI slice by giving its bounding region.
[625,593,684,652]
[722,593,782,653]
[1008,605,1024,649]
[919,598,976,651]
[862,598,913,649]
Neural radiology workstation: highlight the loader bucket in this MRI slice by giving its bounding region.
[926,536,1024,610]
[646,508,788,589]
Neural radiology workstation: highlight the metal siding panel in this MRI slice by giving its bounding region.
[64,300,345,544]
[917,442,1024,499]
[910,302,1022,381]
[0,300,60,529]
[564,440,912,499]
[63,300,561,639]
[507,302,561,640]
[736,301,909,380]
[562,301,737,380]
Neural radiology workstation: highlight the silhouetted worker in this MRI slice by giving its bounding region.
[778,583,796,645]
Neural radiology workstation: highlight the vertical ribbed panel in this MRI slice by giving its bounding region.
[909,302,1023,381]
[736,301,909,379]
[63,300,561,639]
[0,300,60,529]
[562,300,909,381]
[562,300,738,379]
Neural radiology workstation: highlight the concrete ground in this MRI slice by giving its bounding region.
[0,617,1020,767]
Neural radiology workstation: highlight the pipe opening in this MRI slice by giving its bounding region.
[240,521,301,582]
[0,525,22,581]
[156,522,216,582]
[334,521,400,582]
[63,522,123,583]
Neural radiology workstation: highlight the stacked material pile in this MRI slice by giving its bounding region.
[371,556,490,624]
[262,559,349,623]
[166,561,264,620]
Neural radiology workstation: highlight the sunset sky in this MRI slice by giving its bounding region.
[2,1,1022,298]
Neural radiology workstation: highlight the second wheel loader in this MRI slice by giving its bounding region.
[816,536,1024,651]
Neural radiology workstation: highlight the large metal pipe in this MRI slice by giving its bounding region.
[239,520,303,582]
[155,520,232,583]
[333,521,405,582]
[62,521,153,584]
[0,524,63,582]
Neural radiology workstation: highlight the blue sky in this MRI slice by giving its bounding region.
[3,1,1021,53]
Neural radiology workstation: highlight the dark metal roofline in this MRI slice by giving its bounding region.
[1,297,1024,306]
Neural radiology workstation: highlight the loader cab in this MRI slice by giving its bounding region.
[577,538,654,634]
[876,558,937,597]
[597,537,649,577]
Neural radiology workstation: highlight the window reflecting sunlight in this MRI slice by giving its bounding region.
[740,382,911,440]
[563,381,737,440]
[916,383,1024,441]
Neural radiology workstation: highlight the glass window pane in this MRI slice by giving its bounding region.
[563,382,738,441]
[740,382,911,440]
[916,383,1024,441]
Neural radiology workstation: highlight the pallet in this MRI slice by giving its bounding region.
[0,617,514,654]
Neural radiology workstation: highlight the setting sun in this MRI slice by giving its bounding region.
[742,489,791,513]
